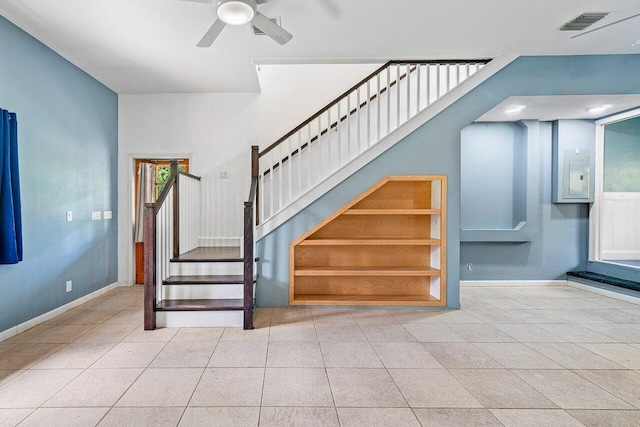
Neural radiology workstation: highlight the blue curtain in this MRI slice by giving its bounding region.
[0,109,22,264]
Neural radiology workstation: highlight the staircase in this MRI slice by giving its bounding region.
[255,59,491,237]
[156,246,249,327]
[144,156,258,330]
[144,59,501,330]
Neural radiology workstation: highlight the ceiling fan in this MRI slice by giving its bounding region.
[184,0,293,47]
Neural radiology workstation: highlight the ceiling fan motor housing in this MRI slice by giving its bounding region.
[216,0,257,25]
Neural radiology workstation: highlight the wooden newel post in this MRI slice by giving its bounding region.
[143,203,156,330]
[243,202,254,330]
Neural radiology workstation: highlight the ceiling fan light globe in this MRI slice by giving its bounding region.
[217,0,255,25]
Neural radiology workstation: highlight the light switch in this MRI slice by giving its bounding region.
[103,211,112,220]
[66,211,72,222]
[91,211,102,220]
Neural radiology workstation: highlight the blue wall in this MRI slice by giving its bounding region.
[0,16,118,332]
[256,54,640,309]
[460,121,590,280]
[461,122,527,230]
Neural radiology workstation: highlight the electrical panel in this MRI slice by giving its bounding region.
[552,120,595,203]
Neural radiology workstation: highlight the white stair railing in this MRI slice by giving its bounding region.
[155,186,173,304]
[178,171,201,255]
[257,60,489,225]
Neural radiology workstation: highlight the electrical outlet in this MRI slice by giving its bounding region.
[220,171,229,179]
[66,211,72,222]
[66,280,72,292]
[91,211,102,220]
[103,210,112,220]
[466,263,473,272]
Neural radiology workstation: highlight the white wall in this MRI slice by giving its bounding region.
[117,63,381,283]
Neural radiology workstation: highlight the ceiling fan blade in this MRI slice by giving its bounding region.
[256,0,268,4]
[571,12,640,39]
[251,12,293,45]
[197,18,226,47]
[181,0,213,3]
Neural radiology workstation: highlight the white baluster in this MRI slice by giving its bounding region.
[416,64,421,113]
[327,108,332,173]
[287,136,292,203]
[297,130,302,197]
[356,86,361,154]
[259,161,264,223]
[386,66,391,135]
[406,64,410,122]
[337,99,342,167]
[436,64,441,99]
[307,123,312,188]
[376,72,381,142]
[317,115,322,181]
[278,142,283,211]
[268,151,273,220]
[347,94,351,161]
[396,64,400,130]
[366,79,371,148]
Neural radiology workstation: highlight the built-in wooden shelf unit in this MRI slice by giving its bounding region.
[289,175,446,306]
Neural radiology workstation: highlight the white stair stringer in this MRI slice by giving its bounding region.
[256,55,518,240]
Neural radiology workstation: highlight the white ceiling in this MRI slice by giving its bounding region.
[476,95,640,122]
[1,0,640,94]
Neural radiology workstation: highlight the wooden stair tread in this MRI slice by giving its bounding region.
[172,246,242,262]
[156,299,244,311]
[344,209,440,215]
[299,238,440,246]
[163,275,254,285]
[294,266,440,276]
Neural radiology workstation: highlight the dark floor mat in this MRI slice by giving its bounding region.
[567,271,640,293]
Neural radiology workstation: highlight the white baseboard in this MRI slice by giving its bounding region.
[568,280,640,306]
[0,281,123,343]
[460,280,568,287]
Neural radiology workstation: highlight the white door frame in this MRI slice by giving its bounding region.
[589,108,640,262]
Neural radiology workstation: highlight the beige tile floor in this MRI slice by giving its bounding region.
[1,285,640,426]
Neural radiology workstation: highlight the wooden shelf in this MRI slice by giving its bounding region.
[290,175,447,307]
[299,238,440,246]
[343,209,441,215]
[294,266,440,276]
[293,294,442,306]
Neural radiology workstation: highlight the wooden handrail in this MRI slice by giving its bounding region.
[144,161,202,330]
[262,64,418,177]
[259,59,491,159]
[153,174,177,214]
[259,61,391,158]
[179,171,202,181]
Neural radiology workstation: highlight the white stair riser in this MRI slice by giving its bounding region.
[169,262,242,276]
[163,284,243,300]
[157,311,244,328]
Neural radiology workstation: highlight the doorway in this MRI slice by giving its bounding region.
[134,158,189,284]
[590,109,640,269]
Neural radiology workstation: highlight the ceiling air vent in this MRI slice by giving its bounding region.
[560,13,610,31]
[252,17,281,36]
